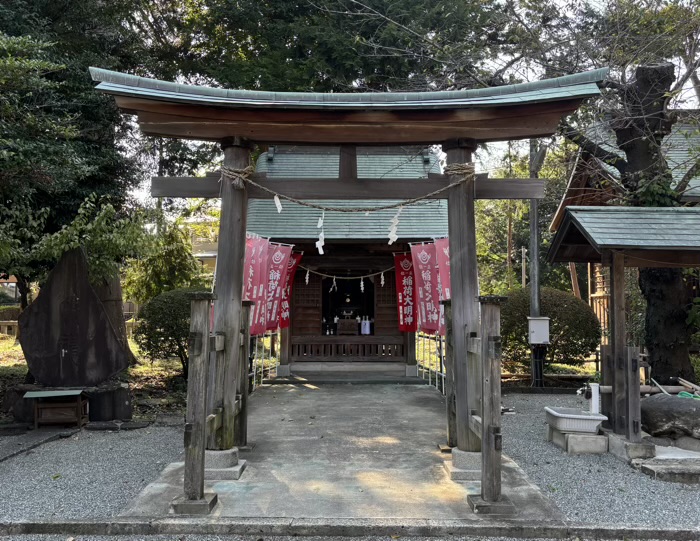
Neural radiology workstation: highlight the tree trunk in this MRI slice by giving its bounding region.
[16,275,30,311]
[638,268,695,383]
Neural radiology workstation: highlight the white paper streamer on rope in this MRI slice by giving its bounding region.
[305,269,310,285]
[317,211,325,229]
[380,272,385,287]
[387,206,402,245]
[360,277,364,293]
[316,229,325,255]
[274,194,283,213]
[329,276,337,293]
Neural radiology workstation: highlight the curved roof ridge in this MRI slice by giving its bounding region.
[89,67,608,109]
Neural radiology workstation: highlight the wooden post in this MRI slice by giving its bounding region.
[600,344,613,429]
[610,251,627,435]
[445,139,480,453]
[184,293,214,501]
[569,262,581,299]
[211,138,250,451]
[442,300,457,448]
[479,296,505,503]
[279,327,291,376]
[404,332,418,377]
[234,301,253,447]
[626,346,642,442]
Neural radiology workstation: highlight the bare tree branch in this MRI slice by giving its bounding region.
[675,159,700,195]
[560,120,628,175]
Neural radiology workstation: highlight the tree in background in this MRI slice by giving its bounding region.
[122,215,210,307]
[0,1,143,306]
[476,143,578,295]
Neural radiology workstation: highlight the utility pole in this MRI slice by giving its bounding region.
[521,247,527,288]
[529,140,546,387]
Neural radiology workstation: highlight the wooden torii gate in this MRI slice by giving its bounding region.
[91,66,608,514]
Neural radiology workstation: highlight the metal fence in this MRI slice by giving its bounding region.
[249,331,280,391]
[416,331,446,394]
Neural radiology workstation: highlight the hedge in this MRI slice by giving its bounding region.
[133,288,209,377]
[501,287,601,367]
[0,305,20,321]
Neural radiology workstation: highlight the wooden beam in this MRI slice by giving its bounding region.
[339,145,357,180]
[126,98,585,143]
[610,251,626,436]
[234,301,252,447]
[442,300,457,448]
[446,143,481,453]
[479,296,504,503]
[626,346,642,443]
[183,294,214,501]
[151,174,545,200]
[569,262,581,299]
[211,141,250,451]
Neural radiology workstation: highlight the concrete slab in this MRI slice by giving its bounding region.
[203,459,247,480]
[122,384,563,523]
[205,448,239,468]
[639,461,700,483]
[606,430,655,462]
[170,492,218,515]
[565,433,608,455]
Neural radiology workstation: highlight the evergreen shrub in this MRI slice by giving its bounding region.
[501,287,601,367]
[0,305,20,320]
[133,288,208,378]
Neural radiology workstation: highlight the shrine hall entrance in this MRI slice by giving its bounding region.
[287,257,409,366]
[321,276,374,336]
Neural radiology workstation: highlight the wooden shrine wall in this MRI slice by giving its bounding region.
[291,271,322,336]
[374,270,400,336]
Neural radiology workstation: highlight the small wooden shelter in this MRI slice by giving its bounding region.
[92,66,607,511]
[549,206,700,442]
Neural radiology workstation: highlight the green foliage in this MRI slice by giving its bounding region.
[123,219,209,305]
[501,287,602,367]
[0,305,20,320]
[477,143,581,295]
[0,290,15,305]
[133,288,208,377]
[0,195,145,293]
[34,195,145,284]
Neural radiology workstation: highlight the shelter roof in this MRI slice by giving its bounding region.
[550,114,700,232]
[89,67,608,144]
[548,206,700,267]
[247,146,447,241]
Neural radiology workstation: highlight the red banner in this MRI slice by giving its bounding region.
[434,237,451,300]
[411,243,440,333]
[435,237,451,336]
[265,244,292,331]
[249,238,270,336]
[243,235,265,302]
[280,253,303,329]
[394,253,417,332]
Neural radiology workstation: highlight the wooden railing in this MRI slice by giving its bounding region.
[290,335,405,361]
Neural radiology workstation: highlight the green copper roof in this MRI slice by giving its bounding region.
[247,146,447,241]
[582,118,700,199]
[90,67,607,110]
[549,206,700,263]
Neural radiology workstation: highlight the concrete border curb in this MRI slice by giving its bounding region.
[0,517,698,539]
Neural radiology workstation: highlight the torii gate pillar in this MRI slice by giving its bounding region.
[208,137,251,450]
[445,139,481,452]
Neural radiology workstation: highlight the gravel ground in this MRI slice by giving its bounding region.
[501,393,700,528]
[0,391,699,529]
[0,426,182,521]
[0,535,668,541]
